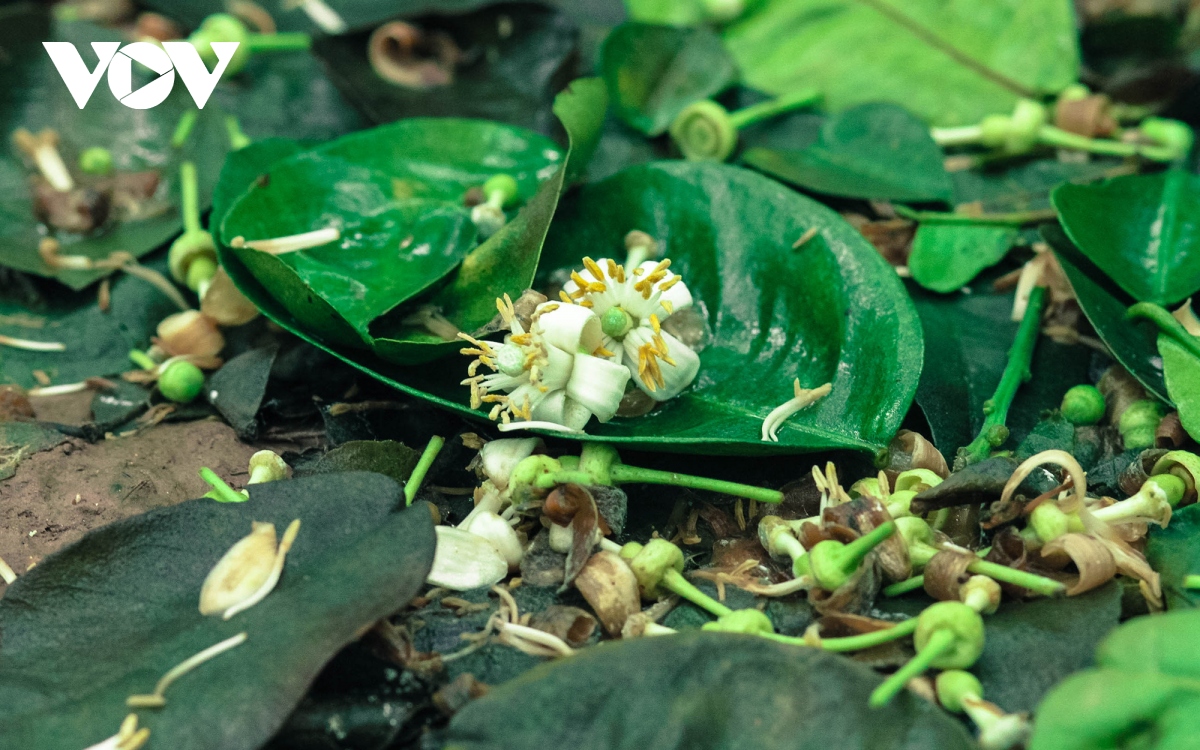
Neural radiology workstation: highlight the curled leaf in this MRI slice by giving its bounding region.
[199,519,301,620]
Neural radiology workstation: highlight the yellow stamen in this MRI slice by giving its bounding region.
[661,300,674,314]
[659,275,681,291]
[559,290,574,304]
[583,257,605,281]
[594,345,615,358]
[649,314,661,334]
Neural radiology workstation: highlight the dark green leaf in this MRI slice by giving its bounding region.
[439,632,975,750]
[1044,224,1168,401]
[722,0,1078,126]
[974,582,1122,714]
[1053,169,1200,306]
[1146,504,1200,610]
[951,157,1119,213]
[599,23,737,136]
[296,440,421,487]
[312,4,579,133]
[207,346,277,438]
[0,472,435,750]
[742,103,953,202]
[910,455,1057,515]
[908,223,1017,293]
[366,77,609,364]
[211,139,308,239]
[0,259,180,389]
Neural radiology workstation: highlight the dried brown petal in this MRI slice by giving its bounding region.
[368,21,461,89]
[201,268,260,327]
[574,550,640,636]
[156,310,224,359]
[922,550,976,602]
[1155,412,1187,449]
[1054,94,1116,138]
[885,430,950,480]
[529,605,597,647]
[1041,533,1117,596]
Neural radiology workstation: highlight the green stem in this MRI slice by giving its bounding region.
[224,115,251,151]
[892,205,1057,226]
[884,575,926,597]
[200,467,246,503]
[1037,125,1177,162]
[246,32,311,52]
[1128,302,1200,361]
[662,568,733,618]
[762,618,918,652]
[728,88,821,130]
[957,286,1046,467]
[180,161,201,236]
[1184,574,1200,589]
[536,470,596,489]
[967,559,1065,597]
[405,435,445,506]
[609,464,783,504]
[869,629,955,707]
[129,349,157,371]
[171,110,198,149]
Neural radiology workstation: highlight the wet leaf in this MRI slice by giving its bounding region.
[722,0,1079,126]
[599,23,738,136]
[439,632,974,749]
[1146,503,1200,610]
[0,472,434,750]
[1045,224,1168,402]
[210,139,308,242]
[742,103,953,202]
[312,4,579,133]
[908,223,1018,293]
[1053,169,1200,306]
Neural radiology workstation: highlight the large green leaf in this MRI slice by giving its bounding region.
[363,77,609,365]
[1159,335,1200,442]
[722,0,1079,127]
[0,472,436,748]
[221,117,565,349]
[599,23,738,136]
[1044,224,1169,402]
[741,103,953,202]
[0,472,435,750]
[439,632,975,749]
[1147,504,1200,610]
[908,222,1018,293]
[1030,609,1200,750]
[219,161,921,454]
[1053,169,1200,307]
[312,4,579,133]
[532,160,923,452]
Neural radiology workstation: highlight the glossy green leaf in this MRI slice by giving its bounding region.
[367,77,609,365]
[908,223,1018,293]
[741,103,953,202]
[1053,169,1200,306]
[910,274,1090,455]
[312,4,579,133]
[206,346,277,439]
[599,23,738,136]
[440,632,975,750]
[220,161,920,454]
[221,117,565,349]
[0,472,435,750]
[210,139,308,239]
[722,0,1079,126]
[531,160,923,452]
[1044,224,1169,401]
[1030,609,1200,750]
[1159,335,1200,442]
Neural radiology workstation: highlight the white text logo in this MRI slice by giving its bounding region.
[42,41,239,110]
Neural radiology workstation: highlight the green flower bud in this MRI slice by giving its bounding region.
[628,538,684,599]
[1061,384,1106,425]
[482,174,519,208]
[1139,117,1194,160]
[1119,400,1164,450]
[936,669,984,713]
[807,521,896,591]
[78,146,113,175]
[158,361,205,404]
[915,601,985,669]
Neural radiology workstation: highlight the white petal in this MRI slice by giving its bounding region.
[535,303,602,354]
[478,438,542,490]
[626,329,700,402]
[531,389,568,424]
[460,511,525,569]
[506,382,550,417]
[566,353,631,423]
[562,396,594,430]
[538,344,574,392]
[427,527,508,591]
[635,261,694,317]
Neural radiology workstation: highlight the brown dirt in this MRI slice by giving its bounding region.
[0,418,258,596]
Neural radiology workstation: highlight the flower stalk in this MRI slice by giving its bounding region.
[405,435,445,506]
[669,89,821,162]
[869,601,985,707]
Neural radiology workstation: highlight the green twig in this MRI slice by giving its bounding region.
[200,467,247,503]
[405,436,445,506]
[956,286,1046,468]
